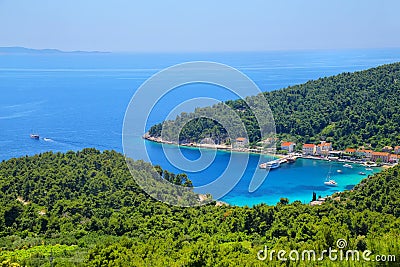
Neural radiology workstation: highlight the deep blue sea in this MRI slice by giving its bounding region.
[1,49,399,206]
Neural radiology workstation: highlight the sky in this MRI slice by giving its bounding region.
[0,0,399,52]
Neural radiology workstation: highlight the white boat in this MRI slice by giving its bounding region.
[268,161,280,169]
[358,172,366,175]
[363,162,378,167]
[324,164,338,187]
[259,160,280,169]
[343,164,353,168]
[337,169,342,173]
[365,168,373,171]
[30,133,40,140]
[324,179,338,187]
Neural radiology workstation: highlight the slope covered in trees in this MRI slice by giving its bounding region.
[0,150,399,266]
[148,62,400,149]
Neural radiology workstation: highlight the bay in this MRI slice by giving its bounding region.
[0,49,397,205]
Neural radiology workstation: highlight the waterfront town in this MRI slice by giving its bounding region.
[144,133,400,165]
[286,141,400,164]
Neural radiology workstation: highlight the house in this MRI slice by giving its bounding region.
[356,149,373,159]
[382,146,393,153]
[389,154,400,163]
[371,152,390,163]
[394,146,400,154]
[302,144,316,155]
[235,137,248,147]
[316,142,332,156]
[281,142,296,152]
[344,148,356,155]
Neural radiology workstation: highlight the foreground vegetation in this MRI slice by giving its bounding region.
[0,149,398,266]
[149,62,400,150]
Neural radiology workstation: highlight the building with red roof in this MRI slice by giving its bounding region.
[302,144,316,155]
[281,141,296,152]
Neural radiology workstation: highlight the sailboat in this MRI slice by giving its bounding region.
[324,163,338,187]
[30,133,40,140]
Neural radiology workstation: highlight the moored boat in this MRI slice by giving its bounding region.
[259,160,280,169]
[324,163,338,187]
[30,134,40,140]
[324,179,338,187]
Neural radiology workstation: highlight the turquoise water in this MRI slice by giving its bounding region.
[0,49,396,206]
[143,140,381,205]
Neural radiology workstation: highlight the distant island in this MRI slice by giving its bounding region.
[0,46,109,55]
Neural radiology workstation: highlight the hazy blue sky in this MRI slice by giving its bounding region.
[0,0,399,52]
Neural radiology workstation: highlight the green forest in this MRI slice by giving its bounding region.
[148,62,400,149]
[0,149,398,266]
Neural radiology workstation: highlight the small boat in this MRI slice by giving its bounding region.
[324,163,338,186]
[30,134,40,140]
[324,179,338,187]
[358,172,366,175]
[365,168,373,171]
[337,169,342,173]
[343,164,353,168]
[43,138,52,142]
[279,159,287,164]
[363,162,378,167]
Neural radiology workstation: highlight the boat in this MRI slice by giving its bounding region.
[259,160,280,169]
[358,172,366,175]
[337,169,342,173]
[30,134,40,140]
[324,179,338,187]
[268,161,280,169]
[343,164,353,168]
[365,168,373,171]
[363,162,378,167]
[279,159,287,164]
[43,138,52,142]
[324,163,338,187]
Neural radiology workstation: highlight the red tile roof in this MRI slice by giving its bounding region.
[281,142,295,146]
[345,148,356,153]
[303,144,316,148]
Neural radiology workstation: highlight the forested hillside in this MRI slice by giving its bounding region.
[149,62,400,149]
[0,150,399,266]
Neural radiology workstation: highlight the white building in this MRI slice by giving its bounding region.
[302,144,316,155]
[281,142,296,152]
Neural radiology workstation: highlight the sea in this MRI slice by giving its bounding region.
[1,48,399,206]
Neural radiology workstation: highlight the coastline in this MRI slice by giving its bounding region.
[143,134,283,158]
[143,134,397,167]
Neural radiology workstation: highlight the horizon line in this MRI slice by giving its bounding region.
[2,46,400,54]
